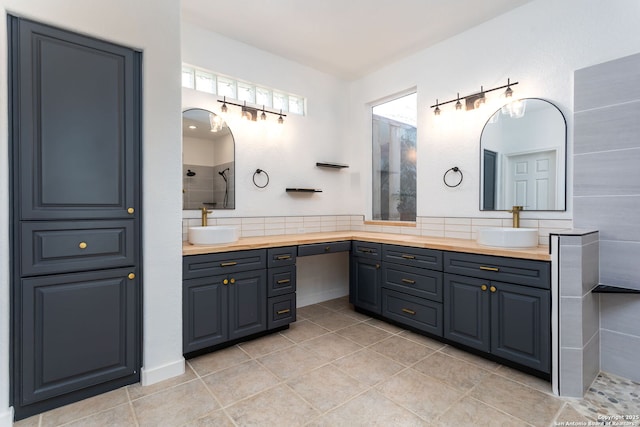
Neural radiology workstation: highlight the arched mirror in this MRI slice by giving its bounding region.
[480,98,566,211]
[183,108,235,210]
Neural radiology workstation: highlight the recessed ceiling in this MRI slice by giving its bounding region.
[181,0,534,80]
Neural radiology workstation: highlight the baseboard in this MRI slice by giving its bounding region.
[0,407,14,427]
[297,288,348,308]
[141,357,185,386]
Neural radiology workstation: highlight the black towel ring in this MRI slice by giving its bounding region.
[443,166,463,188]
[253,168,270,188]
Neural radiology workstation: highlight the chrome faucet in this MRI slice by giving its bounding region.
[201,207,212,226]
[510,205,523,228]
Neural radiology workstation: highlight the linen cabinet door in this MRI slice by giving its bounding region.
[20,268,137,405]
[443,273,490,352]
[183,275,229,353]
[228,269,267,341]
[490,281,551,373]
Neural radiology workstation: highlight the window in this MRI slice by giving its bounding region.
[372,92,417,221]
[181,64,305,116]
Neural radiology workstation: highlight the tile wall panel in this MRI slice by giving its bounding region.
[574,52,640,112]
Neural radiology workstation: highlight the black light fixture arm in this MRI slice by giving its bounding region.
[429,79,518,109]
[217,97,287,118]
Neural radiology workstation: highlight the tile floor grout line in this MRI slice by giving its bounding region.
[124,387,141,427]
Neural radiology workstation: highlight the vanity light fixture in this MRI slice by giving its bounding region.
[504,78,514,98]
[430,78,519,114]
[217,97,287,123]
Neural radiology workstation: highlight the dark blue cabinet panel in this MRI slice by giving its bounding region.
[21,269,137,405]
[383,245,442,270]
[382,289,442,336]
[268,293,297,329]
[491,281,550,373]
[444,274,491,352]
[298,241,351,256]
[183,276,228,353]
[268,265,296,297]
[382,263,442,302]
[21,220,134,276]
[228,270,267,340]
[350,256,381,314]
[183,250,266,280]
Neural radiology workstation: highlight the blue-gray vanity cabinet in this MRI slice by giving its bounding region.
[443,252,551,374]
[380,245,444,336]
[183,251,267,354]
[298,241,351,256]
[350,242,382,314]
[267,246,297,327]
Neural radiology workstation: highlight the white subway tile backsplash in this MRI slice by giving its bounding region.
[444,217,471,226]
[182,214,566,246]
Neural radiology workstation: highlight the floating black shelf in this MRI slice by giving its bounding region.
[316,162,349,169]
[592,284,640,294]
[286,188,323,193]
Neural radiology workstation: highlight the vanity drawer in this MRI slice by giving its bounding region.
[351,241,382,260]
[298,241,351,257]
[21,220,134,276]
[383,245,442,271]
[183,249,266,279]
[382,263,442,302]
[268,265,296,297]
[268,293,296,329]
[443,252,550,289]
[382,289,442,336]
[267,246,297,267]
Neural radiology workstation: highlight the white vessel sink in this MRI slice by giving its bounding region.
[188,225,239,245]
[477,227,538,249]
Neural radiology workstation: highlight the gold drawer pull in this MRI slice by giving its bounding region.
[128,273,135,280]
[223,279,229,285]
[127,207,134,214]
[479,266,499,272]
[325,246,331,251]
[277,309,291,315]
[230,278,236,284]
[276,279,291,284]
[401,278,416,285]
[401,308,416,315]
[481,284,487,291]
[359,248,372,253]
[401,254,415,260]
[376,264,380,269]
[79,242,87,249]
[220,261,238,267]
[276,255,291,260]
[490,285,497,293]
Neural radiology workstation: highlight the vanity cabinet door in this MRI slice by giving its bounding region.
[228,270,267,341]
[350,256,381,314]
[491,281,550,373]
[183,276,228,353]
[444,273,490,352]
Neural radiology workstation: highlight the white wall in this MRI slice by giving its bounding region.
[181,24,358,217]
[348,0,640,222]
[0,1,183,424]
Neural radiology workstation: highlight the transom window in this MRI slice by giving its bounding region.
[182,65,305,116]
[372,92,417,222]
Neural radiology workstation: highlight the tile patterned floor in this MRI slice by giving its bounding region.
[15,297,640,427]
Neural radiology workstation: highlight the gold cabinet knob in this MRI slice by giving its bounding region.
[376,264,380,269]
[127,207,134,214]
[490,285,497,293]
[230,278,236,284]
[223,279,229,285]
[481,284,487,291]
[79,242,87,249]
[128,273,135,280]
